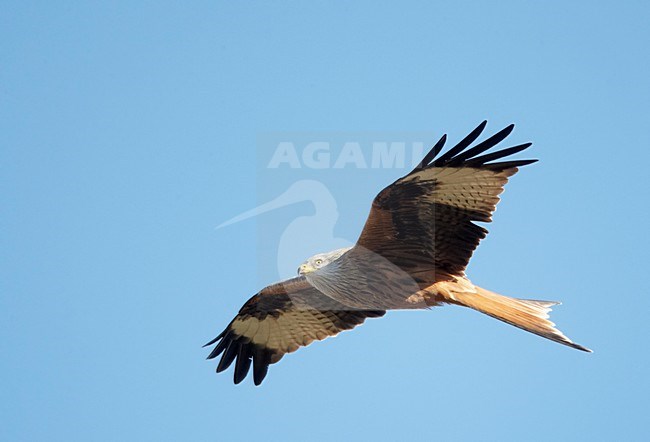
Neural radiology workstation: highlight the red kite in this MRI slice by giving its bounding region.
[206,121,590,385]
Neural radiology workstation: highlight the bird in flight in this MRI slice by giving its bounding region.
[205,121,591,385]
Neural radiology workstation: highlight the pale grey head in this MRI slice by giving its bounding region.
[297,247,352,275]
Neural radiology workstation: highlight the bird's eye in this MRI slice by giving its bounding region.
[315,259,323,265]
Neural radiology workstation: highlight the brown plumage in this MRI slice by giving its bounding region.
[206,121,590,386]
[204,277,384,385]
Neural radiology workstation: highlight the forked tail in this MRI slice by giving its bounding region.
[449,285,591,352]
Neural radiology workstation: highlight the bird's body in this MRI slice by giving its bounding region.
[206,121,591,386]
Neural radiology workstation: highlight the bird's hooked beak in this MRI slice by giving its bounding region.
[298,263,315,275]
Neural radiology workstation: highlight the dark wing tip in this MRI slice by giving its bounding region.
[432,120,489,167]
[216,339,239,373]
[206,330,231,360]
[206,326,274,385]
[203,329,226,348]
[482,159,538,170]
[411,134,447,172]
[569,342,593,353]
[234,345,253,384]
[414,121,535,172]
[253,348,272,386]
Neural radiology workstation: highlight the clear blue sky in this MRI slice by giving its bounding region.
[2,1,649,441]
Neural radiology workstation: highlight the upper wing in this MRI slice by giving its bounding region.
[356,121,536,283]
[204,276,385,385]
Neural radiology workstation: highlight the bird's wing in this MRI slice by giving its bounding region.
[204,276,385,385]
[356,121,536,283]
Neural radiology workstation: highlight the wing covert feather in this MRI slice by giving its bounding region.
[357,122,536,282]
[205,276,384,385]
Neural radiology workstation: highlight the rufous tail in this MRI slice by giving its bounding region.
[448,285,591,352]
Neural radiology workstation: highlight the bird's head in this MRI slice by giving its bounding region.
[297,247,351,275]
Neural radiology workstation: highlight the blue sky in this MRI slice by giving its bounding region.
[2,1,649,441]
